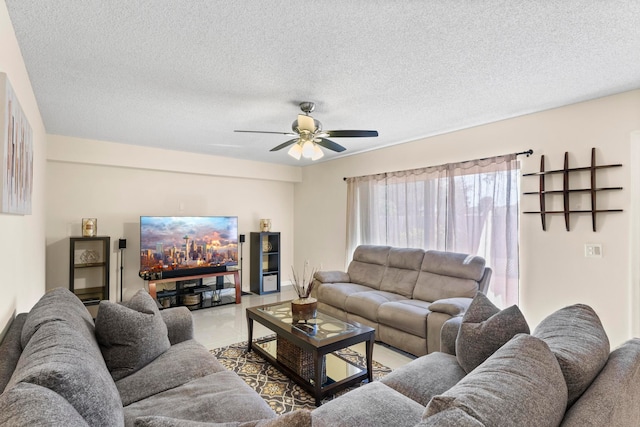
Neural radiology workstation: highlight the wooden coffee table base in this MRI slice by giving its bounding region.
[246,304,375,406]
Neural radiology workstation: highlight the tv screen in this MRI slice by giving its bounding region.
[139,216,238,280]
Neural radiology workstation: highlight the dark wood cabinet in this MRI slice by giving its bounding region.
[250,232,280,294]
[69,236,110,305]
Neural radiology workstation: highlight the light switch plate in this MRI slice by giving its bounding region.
[584,243,602,258]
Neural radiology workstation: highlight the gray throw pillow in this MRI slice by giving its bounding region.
[96,290,171,381]
[456,293,530,373]
[133,410,311,427]
[533,304,610,407]
[426,334,568,427]
[0,382,90,427]
[419,407,484,426]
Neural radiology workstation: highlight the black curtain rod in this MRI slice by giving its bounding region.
[343,149,533,181]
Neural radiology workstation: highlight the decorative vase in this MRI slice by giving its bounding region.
[291,297,317,324]
[82,218,97,237]
[260,219,271,232]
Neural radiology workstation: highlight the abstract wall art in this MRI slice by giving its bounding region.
[0,72,33,215]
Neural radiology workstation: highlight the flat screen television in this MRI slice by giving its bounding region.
[139,216,238,280]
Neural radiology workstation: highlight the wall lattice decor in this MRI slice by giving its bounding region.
[523,148,622,231]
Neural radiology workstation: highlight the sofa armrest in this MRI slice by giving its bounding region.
[429,297,472,316]
[314,270,350,283]
[160,307,194,345]
[440,316,462,355]
[430,298,470,356]
[0,313,27,393]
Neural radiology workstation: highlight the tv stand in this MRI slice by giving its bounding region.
[147,270,241,310]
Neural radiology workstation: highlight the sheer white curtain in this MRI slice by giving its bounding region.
[346,154,519,307]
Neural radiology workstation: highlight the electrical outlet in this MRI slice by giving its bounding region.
[584,243,602,258]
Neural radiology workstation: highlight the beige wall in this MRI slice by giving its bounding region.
[294,90,640,348]
[46,135,300,300]
[0,2,47,336]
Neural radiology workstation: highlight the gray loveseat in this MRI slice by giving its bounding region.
[0,288,285,427]
[311,294,640,426]
[312,245,492,356]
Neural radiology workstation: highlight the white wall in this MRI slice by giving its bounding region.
[46,135,300,300]
[0,2,47,336]
[294,90,640,348]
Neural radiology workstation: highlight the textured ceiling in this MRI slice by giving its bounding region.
[5,1,640,166]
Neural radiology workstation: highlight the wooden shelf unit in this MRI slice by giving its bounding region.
[522,148,622,231]
[250,232,281,295]
[69,236,110,305]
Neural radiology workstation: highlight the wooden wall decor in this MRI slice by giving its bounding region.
[523,148,622,231]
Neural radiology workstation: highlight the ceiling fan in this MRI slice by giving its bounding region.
[234,102,378,160]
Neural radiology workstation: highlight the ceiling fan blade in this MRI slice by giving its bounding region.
[235,130,297,136]
[325,130,378,138]
[297,115,316,132]
[269,138,299,152]
[315,138,346,153]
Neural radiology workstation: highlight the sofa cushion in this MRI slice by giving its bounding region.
[414,271,479,302]
[117,339,226,406]
[7,320,124,427]
[413,251,485,302]
[379,247,424,298]
[561,338,640,426]
[378,299,430,338]
[123,371,275,427]
[21,287,96,348]
[533,304,610,407]
[96,290,171,381]
[422,251,486,281]
[347,245,391,289]
[425,334,567,427]
[0,312,27,393]
[380,351,466,406]
[344,290,408,322]
[316,282,373,310]
[0,382,90,427]
[312,382,424,427]
[456,293,529,373]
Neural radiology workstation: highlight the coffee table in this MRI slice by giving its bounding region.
[246,300,375,406]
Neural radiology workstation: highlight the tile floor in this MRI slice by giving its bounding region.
[191,286,415,370]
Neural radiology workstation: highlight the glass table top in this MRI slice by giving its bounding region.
[257,301,359,341]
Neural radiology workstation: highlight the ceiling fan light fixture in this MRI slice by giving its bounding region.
[287,143,302,160]
[301,139,316,158]
[297,114,316,133]
[236,100,377,159]
[311,144,324,161]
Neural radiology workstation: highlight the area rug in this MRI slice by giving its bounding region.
[210,337,393,414]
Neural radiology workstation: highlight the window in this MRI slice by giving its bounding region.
[346,154,519,307]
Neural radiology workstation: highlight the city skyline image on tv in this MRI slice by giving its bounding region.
[139,216,238,278]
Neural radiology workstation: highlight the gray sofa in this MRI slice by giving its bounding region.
[311,294,640,426]
[0,288,283,427]
[4,288,638,427]
[312,245,492,356]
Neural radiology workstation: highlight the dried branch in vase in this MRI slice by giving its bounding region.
[290,263,317,299]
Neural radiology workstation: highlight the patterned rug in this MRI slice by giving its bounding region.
[210,336,392,414]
